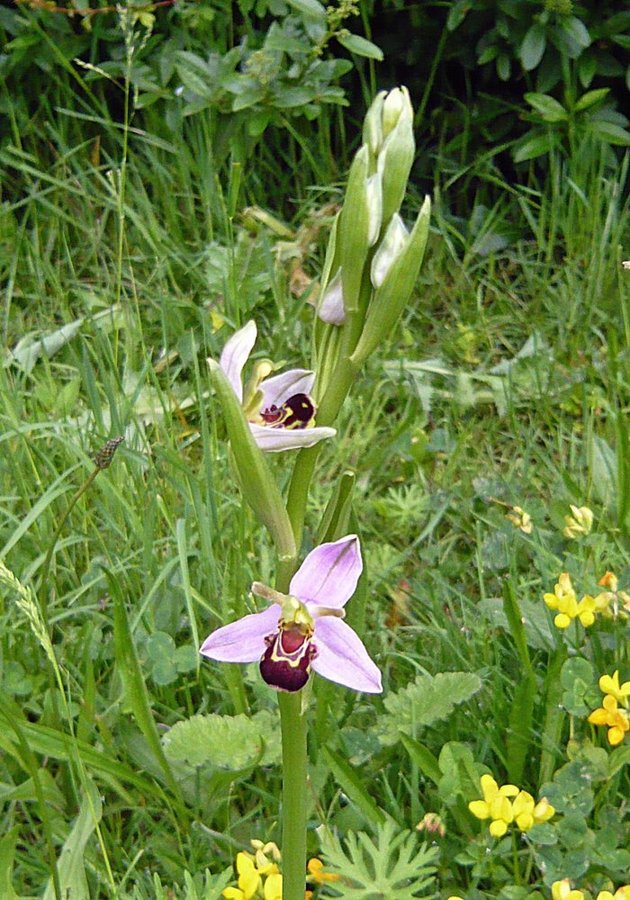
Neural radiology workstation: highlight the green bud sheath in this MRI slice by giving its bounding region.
[338,145,371,313]
[208,359,296,560]
[379,114,415,227]
[350,195,431,366]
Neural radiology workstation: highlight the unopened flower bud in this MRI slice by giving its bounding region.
[362,91,386,158]
[366,173,383,246]
[351,196,431,366]
[371,214,408,288]
[563,504,593,539]
[382,87,408,138]
[318,268,346,325]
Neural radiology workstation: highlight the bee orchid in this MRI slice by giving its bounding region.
[216,321,336,452]
[200,535,382,694]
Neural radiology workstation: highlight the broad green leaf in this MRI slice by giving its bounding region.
[497,53,510,81]
[285,0,326,21]
[163,710,281,769]
[272,86,315,109]
[574,87,609,111]
[447,0,469,31]
[524,92,568,122]
[175,52,216,98]
[43,779,102,900]
[513,130,557,162]
[587,120,630,146]
[377,671,483,746]
[520,23,546,71]
[558,16,591,56]
[437,741,480,803]
[231,86,266,111]
[336,33,384,61]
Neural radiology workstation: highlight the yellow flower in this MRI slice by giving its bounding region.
[596,888,630,900]
[307,858,340,884]
[263,873,282,900]
[588,694,630,746]
[468,774,519,837]
[563,505,593,538]
[508,790,555,832]
[543,575,598,628]
[506,506,533,534]
[599,671,630,706]
[552,879,585,900]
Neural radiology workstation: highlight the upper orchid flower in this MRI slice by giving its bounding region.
[200,535,382,694]
[216,321,336,452]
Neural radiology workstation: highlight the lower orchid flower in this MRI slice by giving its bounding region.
[216,320,336,452]
[200,535,382,694]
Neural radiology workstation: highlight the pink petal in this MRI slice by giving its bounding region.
[311,617,382,693]
[218,320,257,402]
[259,369,315,409]
[200,604,281,662]
[249,423,336,453]
[290,535,362,609]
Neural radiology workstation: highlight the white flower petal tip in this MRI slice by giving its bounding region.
[218,320,257,402]
[250,424,336,452]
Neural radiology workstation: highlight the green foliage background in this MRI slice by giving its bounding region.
[0,1,629,898]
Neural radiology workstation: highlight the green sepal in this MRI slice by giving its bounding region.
[350,195,431,366]
[208,359,296,559]
[338,145,371,313]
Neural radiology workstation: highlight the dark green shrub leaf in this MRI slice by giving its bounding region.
[524,92,568,122]
[520,24,547,72]
[336,33,384,61]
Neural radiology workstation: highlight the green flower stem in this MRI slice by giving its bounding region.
[278,691,308,900]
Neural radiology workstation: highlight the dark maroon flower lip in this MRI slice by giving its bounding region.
[259,628,316,692]
[259,393,316,430]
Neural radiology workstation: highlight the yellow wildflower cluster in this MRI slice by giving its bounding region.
[588,670,630,746]
[543,573,610,629]
[223,842,282,900]
[505,505,533,534]
[595,571,630,619]
[563,505,594,539]
[222,843,338,900]
[552,879,630,900]
[468,774,555,838]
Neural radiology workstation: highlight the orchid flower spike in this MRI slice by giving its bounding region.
[200,535,382,694]
[215,321,336,452]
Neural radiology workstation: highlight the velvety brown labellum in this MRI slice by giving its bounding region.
[260,393,315,430]
[259,627,316,692]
